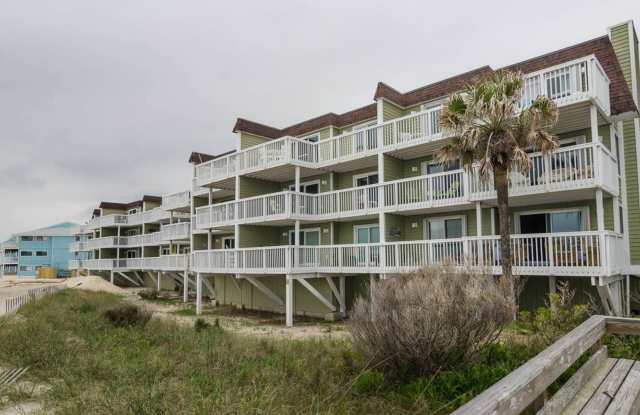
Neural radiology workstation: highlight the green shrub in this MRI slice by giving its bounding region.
[138,289,160,301]
[353,370,385,395]
[103,304,151,328]
[518,281,593,345]
[194,318,210,332]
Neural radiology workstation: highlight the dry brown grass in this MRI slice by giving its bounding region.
[348,266,516,377]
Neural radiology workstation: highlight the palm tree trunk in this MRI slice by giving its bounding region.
[494,167,513,286]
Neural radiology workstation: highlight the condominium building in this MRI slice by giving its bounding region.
[187,21,640,326]
[1,222,81,278]
[69,194,196,293]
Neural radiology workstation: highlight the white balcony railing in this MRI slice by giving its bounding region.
[160,222,191,240]
[191,231,626,277]
[195,143,617,230]
[194,56,610,188]
[69,254,189,271]
[162,190,190,211]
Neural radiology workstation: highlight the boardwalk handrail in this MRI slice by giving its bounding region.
[451,315,640,415]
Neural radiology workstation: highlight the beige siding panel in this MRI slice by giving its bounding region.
[335,167,379,190]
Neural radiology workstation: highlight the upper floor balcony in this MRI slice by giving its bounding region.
[195,142,618,230]
[0,252,19,265]
[86,208,190,230]
[70,222,191,252]
[194,56,611,190]
[191,230,627,277]
[161,190,191,212]
[69,254,188,272]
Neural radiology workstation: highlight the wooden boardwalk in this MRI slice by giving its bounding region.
[452,316,640,415]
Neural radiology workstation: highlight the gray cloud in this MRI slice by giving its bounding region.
[0,0,638,240]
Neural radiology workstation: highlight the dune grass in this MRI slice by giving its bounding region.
[0,290,545,414]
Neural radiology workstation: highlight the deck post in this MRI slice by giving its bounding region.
[183,270,188,302]
[157,271,161,291]
[196,272,202,315]
[286,275,294,327]
[590,104,599,144]
[339,276,346,317]
[476,202,483,265]
[110,270,114,285]
[378,153,386,271]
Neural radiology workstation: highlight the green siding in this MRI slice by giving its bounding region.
[239,177,281,199]
[240,132,271,149]
[335,167,378,190]
[610,21,640,263]
[382,100,404,121]
[383,155,403,181]
[281,173,331,192]
[238,225,280,248]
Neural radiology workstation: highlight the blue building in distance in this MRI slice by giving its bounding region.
[0,222,82,278]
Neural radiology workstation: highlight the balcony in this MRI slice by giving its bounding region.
[161,190,191,212]
[194,56,610,189]
[0,254,19,265]
[71,224,190,252]
[195,143,617,229]
[191,231,626,277]
[86,209,190,230]
[69,254,188,271]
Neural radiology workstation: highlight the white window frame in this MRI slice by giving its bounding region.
[128,208,139,215]
[126,250,138,259]
[514,207,590,233]
[288,179,321,193]
[424,215,467,240]
[300,132,320,143]
[352,171,379,187]
[559,135,586,146]
[353,224,380,244]
[161,247,170,256]
[420,158,461,175]
[289,228,321,246]
[221,236,235,249]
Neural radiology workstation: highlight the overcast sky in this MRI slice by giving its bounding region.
[0,0,639,241]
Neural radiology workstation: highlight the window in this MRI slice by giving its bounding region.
[353,172,379,187]
[354,225,380,244]
[289,229,320,246]
[36,251,48,257]
[126,250,137,258]
[352,121,377,151]
[21,236,33,242]
[161,247,170,256]
[301,133,320,143]
[128,208,139,215]
[19,266,33,272]
[20,251,33,256]
[126,229,139,236]
[426,217,465,239]
[222,237,235,249]
[289,180,320,194]
[516,208,588,234]
[422,159,460,175]
[34,236,47,241]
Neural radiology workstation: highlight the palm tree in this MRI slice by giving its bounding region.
[437,71,559,291]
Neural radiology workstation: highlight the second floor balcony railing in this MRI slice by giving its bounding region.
[69,254,189,271]
[195,142,617,229]
[194,56,611,189]
[191,231,626,277]
[161,190,191,211]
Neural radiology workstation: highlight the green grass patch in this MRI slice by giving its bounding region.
[2,290,620,414]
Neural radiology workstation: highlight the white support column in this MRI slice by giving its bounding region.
[110,270,114,285]
[475,202,482,237]
[294,166,301,191]
[286,276,294,327]
[590,104,599,144]
[207,231,212,250]
[377,153,386,274]
[548,276,557,294]
[183,270,188,302]
[626,275,631,317]
[596,190,605,232]
[234,174,241,249]
[294,220,300,268]
[196,272,202,315]
[376,98,384,124]
[616,121,630,248]
[613,197,620,233]
[157,271,161,291]
[339,276,346,316]
[491,208,496,235]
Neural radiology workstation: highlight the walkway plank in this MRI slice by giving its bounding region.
[537,347,608,415]
[562,358,616,415]
[579,359,634,415]
[603,361,640,415]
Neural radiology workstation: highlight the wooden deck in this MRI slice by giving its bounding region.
[452,316,640,415]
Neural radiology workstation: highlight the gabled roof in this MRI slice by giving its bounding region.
[98,195,162,211]
[502,35,637,116]
[188,150,235,164]
[374,66,495,107]
[232,104,377,140]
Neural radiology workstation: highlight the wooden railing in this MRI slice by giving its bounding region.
[191,231,626,276]
[451,315,638,415]
[194,57,610,188]
[194,143,617,230]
